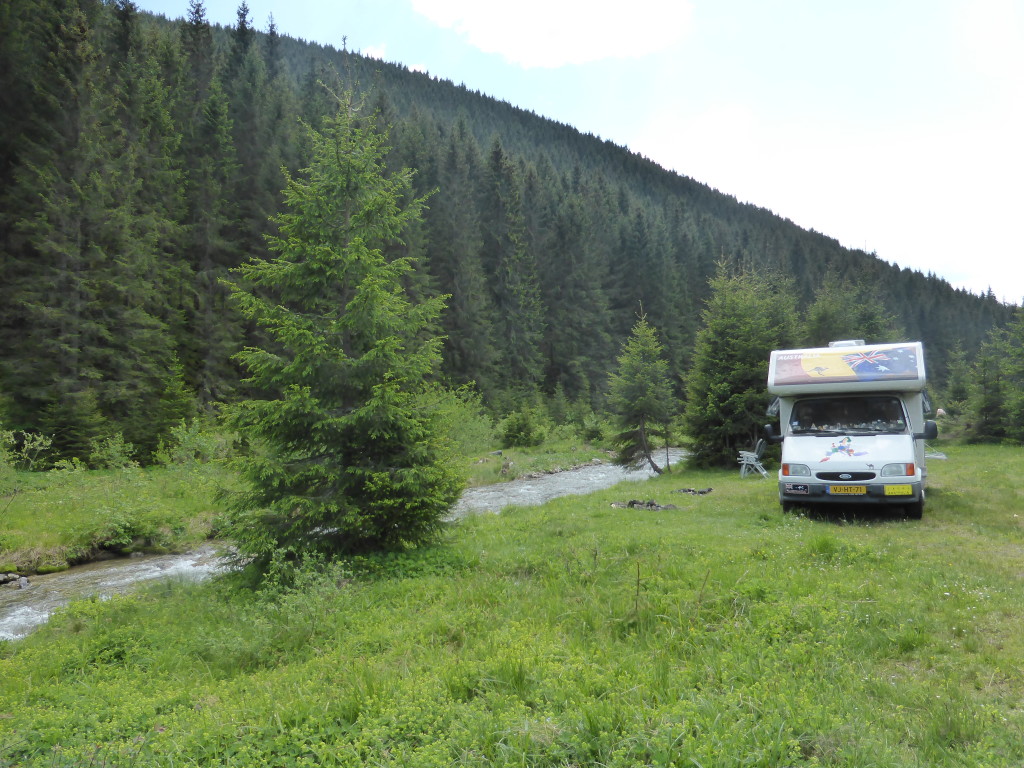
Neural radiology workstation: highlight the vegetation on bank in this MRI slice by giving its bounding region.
[3,442,1024,766]
[0,463,222,574]
[0,420,234,573]
[0,411,610,574]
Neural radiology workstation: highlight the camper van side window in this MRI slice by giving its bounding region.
[790,396,907,435]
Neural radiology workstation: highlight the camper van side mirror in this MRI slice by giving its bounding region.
[763,423,783,444]
[915,420,938,441]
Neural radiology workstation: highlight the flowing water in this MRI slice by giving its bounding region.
[450,449,685,518]
[0,547,224,641]
[0,451,684,640]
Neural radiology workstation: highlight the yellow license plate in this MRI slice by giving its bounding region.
[828,485,866,495]
[884,485,913,496]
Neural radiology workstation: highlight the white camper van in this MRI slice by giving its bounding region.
[763,340,938,518]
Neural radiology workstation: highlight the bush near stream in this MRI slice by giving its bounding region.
[2,442,1024,766]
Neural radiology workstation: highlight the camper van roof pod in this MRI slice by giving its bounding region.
[828,340,864,347]
[768,341,926,396]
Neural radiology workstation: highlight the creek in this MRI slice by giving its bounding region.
[0,450,683,641]
[449,448,684,518]
[0,546,224,641]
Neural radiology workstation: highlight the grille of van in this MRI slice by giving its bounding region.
[816,471,876,481]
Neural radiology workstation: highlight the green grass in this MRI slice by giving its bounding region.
[2,442,1024,766]
[0,463,225,571]
[463,438,610,486]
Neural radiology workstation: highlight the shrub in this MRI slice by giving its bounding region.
[424,386,495,458]
[154,419,235,467]
[87,433,138,470]
[8,430,53,471]
[577,413,606,443]
[500,408,547,448]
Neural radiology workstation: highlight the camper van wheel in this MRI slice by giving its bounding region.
[906,500,924,520]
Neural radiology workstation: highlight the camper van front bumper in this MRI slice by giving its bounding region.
[779,481,923,504]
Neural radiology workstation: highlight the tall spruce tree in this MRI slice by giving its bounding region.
[683,263,799,468]
[803,277,904,346]
[966,331,1009,443]
[538,188,612,401]
[2,0,188,458]
[175,0,245,406]
[223,94,462,569]
[479,138,544,399]
[965,310,1024,444]
[180,0,213,97]
[180,81,242,405]
[225,2,280,263]
[607,315,675,473]
[263,13,280,81]
[426,121,498,392]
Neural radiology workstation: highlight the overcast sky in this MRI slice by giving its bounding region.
[139,0,1024,305]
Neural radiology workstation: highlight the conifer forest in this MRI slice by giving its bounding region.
[1,0,1019,463]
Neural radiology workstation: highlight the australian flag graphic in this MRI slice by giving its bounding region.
[842,346,919,381]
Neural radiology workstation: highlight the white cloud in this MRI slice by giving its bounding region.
[409,0,694,68]
[632,101,1024,304]
[363,44,388,60]
[955,0,1024,88]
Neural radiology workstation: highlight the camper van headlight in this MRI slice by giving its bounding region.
[782,463,810,476]
[881,463,915,477]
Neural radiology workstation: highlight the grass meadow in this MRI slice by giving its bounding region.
[2,442,1024,766]
[0,463,224,573]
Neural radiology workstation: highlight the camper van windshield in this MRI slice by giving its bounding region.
[789,396,907,435]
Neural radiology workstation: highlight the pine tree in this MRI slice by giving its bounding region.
[263,13,280,81]
[966,332,1008,443]
[226,1,253,80]
[537,187,612,401]
[803,277,904,347]
[226,41,275,257]
[607,315,675,473]
[683,262,800,468]
[224,1,281,263]
[110,0,141,62]
[223,94,463,569]
[479,138,544,398]
[939,342,972,417]
[179,0,213,98]
[174,0,244,405]
[179,81,242,405]
[425,121,498,391]
[2,0,188,458]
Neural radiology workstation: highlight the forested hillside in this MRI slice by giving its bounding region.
[1,0,1015,460]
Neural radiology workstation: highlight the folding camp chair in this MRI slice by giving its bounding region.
[738,438,768,478]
